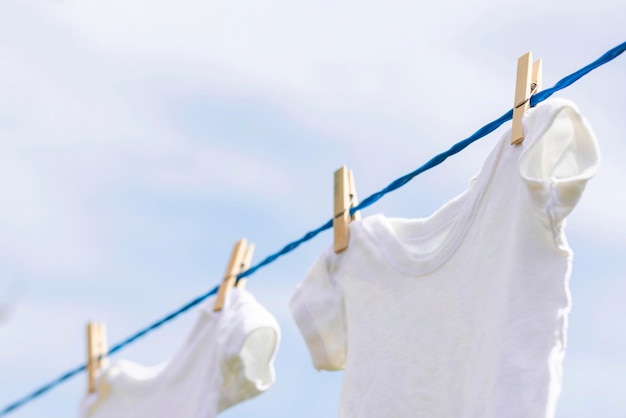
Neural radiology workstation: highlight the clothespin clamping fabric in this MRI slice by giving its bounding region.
[511,51,543,145]
[86,322,109,394]
[333,165,361,253]
[213,239,255,312]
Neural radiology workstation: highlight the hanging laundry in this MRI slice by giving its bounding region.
[81,288,280,418]
[0,301,7,325]
[290,98,600,418]
[0,280,26,326]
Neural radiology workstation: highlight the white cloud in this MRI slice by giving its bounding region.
[0,1,301,276]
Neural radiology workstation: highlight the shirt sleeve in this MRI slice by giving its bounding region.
[219,290,280,413]
[519,101,600,230]
[289,247,347,371]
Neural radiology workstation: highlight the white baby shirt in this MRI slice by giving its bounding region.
[290,99,599,418]
[81,288,280,418]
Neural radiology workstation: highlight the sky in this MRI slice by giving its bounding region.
[0,0,624,417]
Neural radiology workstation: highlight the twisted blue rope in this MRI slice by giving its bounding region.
[2,40,625,417]
[0,286,219,416]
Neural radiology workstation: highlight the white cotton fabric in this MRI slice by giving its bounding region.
[290,99,599,418]
[80,288,280,418]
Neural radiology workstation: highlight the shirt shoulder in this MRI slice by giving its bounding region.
[519,98,600,230]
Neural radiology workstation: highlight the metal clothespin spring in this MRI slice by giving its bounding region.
[515,82,539,109]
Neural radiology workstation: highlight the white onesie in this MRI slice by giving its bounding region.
[290,99,599,418]
[81,288,280,418]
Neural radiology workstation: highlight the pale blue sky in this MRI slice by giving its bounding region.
[0,0,625,417]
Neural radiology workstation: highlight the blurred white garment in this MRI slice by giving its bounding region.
[0,305,7,325]
[291,99,600,418]
[80,288,280,418]
[0,280,26,326]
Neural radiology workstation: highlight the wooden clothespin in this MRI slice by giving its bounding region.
[86,321,109,394]
[214,239,255,311]
[234,243,255,291]
[511,51,543,145]
[333,165,361,253]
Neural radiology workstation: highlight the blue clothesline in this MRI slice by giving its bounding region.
[1,40,625,417]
